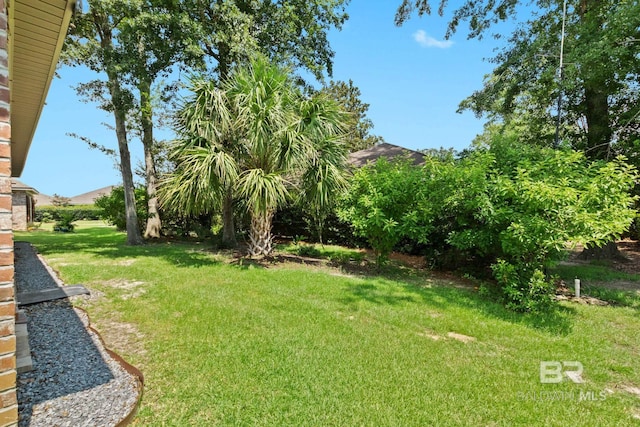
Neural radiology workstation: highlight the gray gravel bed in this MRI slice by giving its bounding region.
[15,242,64,292]
[15,242,141,426]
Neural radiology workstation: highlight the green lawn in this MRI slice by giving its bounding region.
[16,223,640,426]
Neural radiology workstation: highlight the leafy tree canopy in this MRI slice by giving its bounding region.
[395,0,640,161]
[395,0,520,39]
[184,0,350,80]
[319,80,385,152]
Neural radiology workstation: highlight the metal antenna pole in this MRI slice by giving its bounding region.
[554,0,568,148]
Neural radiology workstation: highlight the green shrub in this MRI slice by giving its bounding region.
[35,205,101,222]
[39,212,54,223]
[338,159,427,265]
[53,212,76,233]
[339,136,638,311]
[297,244,321,258]
[95,186,148,231]
[492,260,555,313]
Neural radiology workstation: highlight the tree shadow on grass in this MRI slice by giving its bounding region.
[339,271,577,336]
[19,228,221,269]
[226,257,268,270]
[20,227,578,333]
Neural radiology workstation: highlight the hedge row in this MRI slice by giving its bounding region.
[35,205,102,222]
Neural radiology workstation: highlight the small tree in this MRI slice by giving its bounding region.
[51,194,72,207]
[320,80,384,152]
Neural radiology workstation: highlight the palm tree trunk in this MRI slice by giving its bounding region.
[248,210,274,256]
[221,187,236,247]
[139,77,162,238]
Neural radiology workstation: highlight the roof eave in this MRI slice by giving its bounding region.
[8,0,77,177]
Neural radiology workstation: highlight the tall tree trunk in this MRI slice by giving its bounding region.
[579,0,612,161]
[584,83,612,161]
[101,26,143,246]
[576,0,620,260]
[221,187,236,247]
[248,210,274,256]
[139,78,162,238]
[108,77,144,245]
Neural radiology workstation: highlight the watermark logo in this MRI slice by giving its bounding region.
[540,361,584,384]
[515,361,608,402]
[516,390,607,401]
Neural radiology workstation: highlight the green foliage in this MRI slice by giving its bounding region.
[39,212,54,223]
[296,244,322,258]
[395,0,520,38]
[162,57,349,255]
[396,1,640,161]
[183,0,349,80]
[35,205,102,222]
[15,224,640,425]
[339,159,427,265]
[492,261,556,313]
[65,0,350,244]
[95,186,148,232]
[451,140,636,310]
[53,212,77,233]
[319,80,384,152]
[340,136,638,310]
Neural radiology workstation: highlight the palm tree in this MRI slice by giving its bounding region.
[296,94,349,243]
[160,57,348,255]
[163,76,241,247]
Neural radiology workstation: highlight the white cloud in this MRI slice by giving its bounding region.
[413,30,454,49]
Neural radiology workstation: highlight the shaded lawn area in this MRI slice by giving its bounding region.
[16,223,640,426]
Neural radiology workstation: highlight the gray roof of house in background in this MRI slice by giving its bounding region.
[34,185,117,206]
[11,179,39,194]
[34,193,52,206]
[348,143,425,168]
[69,186,116,205]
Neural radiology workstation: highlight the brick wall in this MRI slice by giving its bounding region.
[0,0,16,425]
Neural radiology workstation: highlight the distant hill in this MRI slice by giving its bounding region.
[35,185,117,206]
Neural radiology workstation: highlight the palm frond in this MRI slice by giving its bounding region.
[159,146,239,215]
[238,168,289,214]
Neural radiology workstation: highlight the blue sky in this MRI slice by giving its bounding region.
[21,0,520,197]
